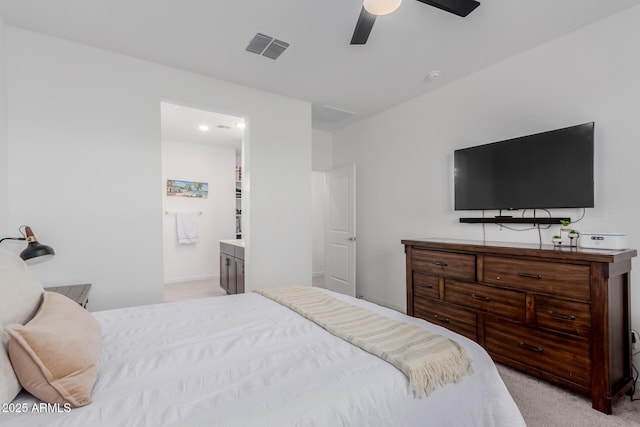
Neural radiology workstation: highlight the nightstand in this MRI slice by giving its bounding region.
[44,284,92,308]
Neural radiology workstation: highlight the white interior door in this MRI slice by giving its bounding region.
[324,164,356,296]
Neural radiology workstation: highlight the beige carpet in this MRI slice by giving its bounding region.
[164,279,227,302]
[497,363,640,426]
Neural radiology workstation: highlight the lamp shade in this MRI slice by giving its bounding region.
[363,0,402,15]
[20,226,55,264]
[20,242,55,264]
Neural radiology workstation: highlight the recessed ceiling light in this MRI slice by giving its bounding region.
[236,122,246,129]
[217,124,231,130]
[427,70,441,81]
[198,124,209,132]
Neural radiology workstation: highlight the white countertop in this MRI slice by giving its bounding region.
[220,239,245,247]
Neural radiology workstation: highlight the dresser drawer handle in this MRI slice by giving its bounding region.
[518,272,543,280]
[548,311,576,321]
[471,294,491,302]
[519,342,544,353]
[433,261,448,267]
[433,314,450,323]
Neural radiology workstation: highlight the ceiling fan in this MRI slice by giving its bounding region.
[350,0,480,45]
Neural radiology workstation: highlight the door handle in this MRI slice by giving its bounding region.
[347,237,356,242]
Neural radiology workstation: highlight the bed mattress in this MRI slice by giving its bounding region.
[1,289,525,426]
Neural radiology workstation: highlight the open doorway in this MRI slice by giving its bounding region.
[160,102,245,302]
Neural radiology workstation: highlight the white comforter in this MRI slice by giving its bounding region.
[2,289,525,426]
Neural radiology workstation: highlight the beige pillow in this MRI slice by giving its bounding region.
[0,247,44,404]
[5,292,102,407]
[1,321,21,405]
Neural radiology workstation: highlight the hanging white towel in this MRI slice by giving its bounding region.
[176,212,198,244]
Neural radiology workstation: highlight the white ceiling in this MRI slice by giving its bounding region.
[1,0,639,131]
[160,102,244,151]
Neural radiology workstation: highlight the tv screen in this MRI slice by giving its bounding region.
[454,122,594,211]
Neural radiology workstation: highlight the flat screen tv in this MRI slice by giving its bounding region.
[454,122,594,211]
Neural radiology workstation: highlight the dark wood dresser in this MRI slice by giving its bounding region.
[402,238,636,414]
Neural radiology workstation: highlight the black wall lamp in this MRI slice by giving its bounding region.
[0,225,55,264]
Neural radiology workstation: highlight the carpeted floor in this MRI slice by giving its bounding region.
[497,363,640,426]
[164,279,227,302]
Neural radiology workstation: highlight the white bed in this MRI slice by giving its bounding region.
[2,288,525,427]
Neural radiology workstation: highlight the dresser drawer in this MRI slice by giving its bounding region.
[413,297,477,341]
[483,256,590,301]
[413,272,440,300]
[536,296,591,337]
[485,318,591,388]
[412,249,475,282]
[445,280,526,323]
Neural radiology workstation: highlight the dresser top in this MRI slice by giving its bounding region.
[401,238,637,264]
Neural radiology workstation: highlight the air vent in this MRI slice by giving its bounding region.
[312,104,357,124]
[246,33,289,60]
[246,33,272,54]
[262,39,289,60]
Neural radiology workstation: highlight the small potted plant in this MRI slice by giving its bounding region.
[552,235,562,246]
[567,229,579,247]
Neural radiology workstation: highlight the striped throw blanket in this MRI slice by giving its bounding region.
[255,286,472,397]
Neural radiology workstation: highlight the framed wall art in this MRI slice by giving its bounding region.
[166,179,208,198]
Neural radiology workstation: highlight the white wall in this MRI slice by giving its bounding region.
[312,129,333,172]
[6,27,312,310]
[311,171,325,277]
[311,129,333,278]
[0,16,7,236]
[333,2,640,370]
[161,139,235,284]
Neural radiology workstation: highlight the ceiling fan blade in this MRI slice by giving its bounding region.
[350,7,377,45]
[416,0,480,17]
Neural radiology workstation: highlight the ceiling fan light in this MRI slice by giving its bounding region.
[363,0,402,16]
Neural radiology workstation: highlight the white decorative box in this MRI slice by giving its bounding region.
[579,232,627,250]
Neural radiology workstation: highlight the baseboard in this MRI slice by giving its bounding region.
[164,274,219,285]
[312,271,325,278]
